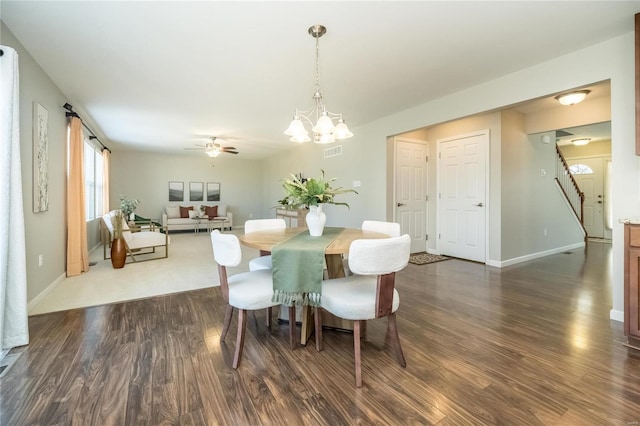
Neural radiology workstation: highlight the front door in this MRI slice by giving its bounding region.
[437,130,488,262]
[394,138,428,253]
[568,157,607,239]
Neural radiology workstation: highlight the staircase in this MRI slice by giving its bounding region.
[555,145,587,239]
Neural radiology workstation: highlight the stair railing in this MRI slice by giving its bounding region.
[555,145,585,231]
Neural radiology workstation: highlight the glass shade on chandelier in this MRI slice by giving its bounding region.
[285,25,353,144]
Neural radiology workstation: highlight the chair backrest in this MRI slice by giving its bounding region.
[348,234,410,276]
[244,218,286,234]
[361,220,401,237]
[210,230,242,267]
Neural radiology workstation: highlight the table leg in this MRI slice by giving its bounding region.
[300,254,350,345]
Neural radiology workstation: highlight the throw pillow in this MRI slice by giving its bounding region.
[205,205,218,219]
[188,210,198,219]
[166,205,180,219]
[217,204,227,217]
[180,206,193,218]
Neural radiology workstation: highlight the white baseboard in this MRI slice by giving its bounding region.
[610,309,624,323]
[27,272,66,314]
[491,242,586,268]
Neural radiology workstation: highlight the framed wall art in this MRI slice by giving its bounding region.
[33,102,49,213]
[189,182,204,202]
[207,182,220,201]
[168,181,184,201]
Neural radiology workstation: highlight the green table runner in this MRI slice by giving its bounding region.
[272,227,344,307]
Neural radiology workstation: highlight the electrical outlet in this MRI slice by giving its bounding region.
[38,254,43,267]
[249,213,253,218]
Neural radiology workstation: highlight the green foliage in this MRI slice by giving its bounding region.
[119,195,140,217]
[282,170,357,208]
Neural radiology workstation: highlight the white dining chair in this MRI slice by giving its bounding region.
[339,220,402,277]
[314,234,411,387]
[245,218,287,271]
[211,230,295,369]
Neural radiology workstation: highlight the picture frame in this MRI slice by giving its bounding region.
[189,182,204,202]
[168,181,184,201]
[207,182,220,201]
[33,102,49,213]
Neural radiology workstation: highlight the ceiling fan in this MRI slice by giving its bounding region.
[185,136,239,157]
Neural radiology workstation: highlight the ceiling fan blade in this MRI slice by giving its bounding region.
[184,147,205,150]
[221,146,236,150]
[224,150,239,155]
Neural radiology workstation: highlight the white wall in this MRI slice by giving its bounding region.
[263,32,636,321]
[109,150,264,226]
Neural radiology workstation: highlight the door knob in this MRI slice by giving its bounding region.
[474,202,484,207]
[397,202,406,207]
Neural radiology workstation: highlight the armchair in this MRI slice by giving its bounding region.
[101,210,169,262]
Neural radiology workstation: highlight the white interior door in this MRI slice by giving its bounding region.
[567,157,606,239]
[437,131,488,262]
[394,139,427,253]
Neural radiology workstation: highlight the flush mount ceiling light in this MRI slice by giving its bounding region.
[554,90,591,106]
[572,138,591,146]
[284,24,353,144]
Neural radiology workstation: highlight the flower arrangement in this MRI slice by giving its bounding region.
[119,195,140,218]
[282,170,357,208]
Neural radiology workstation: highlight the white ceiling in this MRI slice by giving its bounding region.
[1,1,636,159]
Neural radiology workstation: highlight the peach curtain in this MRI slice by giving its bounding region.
[66,117,89,276]
[102,148,110,214]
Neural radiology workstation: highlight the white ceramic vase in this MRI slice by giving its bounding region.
[306,204,327,236]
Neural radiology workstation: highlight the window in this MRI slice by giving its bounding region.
[84,139,103,221]
[568,164,594,175]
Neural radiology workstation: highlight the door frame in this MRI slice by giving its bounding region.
[392,136,429,252]
[436,129,490,263]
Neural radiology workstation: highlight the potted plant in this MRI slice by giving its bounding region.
[110,210,126,268]
[119,195,140,221]
[282,170,357,236]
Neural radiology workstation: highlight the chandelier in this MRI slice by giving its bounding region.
[284,25,353,144]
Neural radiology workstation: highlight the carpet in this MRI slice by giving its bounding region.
[409,252,450,265]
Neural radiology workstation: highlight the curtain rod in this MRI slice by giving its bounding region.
[62,103,111,153]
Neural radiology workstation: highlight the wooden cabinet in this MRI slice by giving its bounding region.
[276,208,308,228]
[624,224,640,350]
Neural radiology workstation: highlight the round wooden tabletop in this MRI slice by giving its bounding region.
[239,227,389,255]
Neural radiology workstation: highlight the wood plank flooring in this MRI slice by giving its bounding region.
[2,241,640,425]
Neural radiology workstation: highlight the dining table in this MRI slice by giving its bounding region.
[239,226,389,345]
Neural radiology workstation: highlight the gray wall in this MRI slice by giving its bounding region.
[1,23,70,301]
[109,150,264,226]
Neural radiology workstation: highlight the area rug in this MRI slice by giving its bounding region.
[409,252,450,265]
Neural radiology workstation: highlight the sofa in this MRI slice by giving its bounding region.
[161,203,233,233]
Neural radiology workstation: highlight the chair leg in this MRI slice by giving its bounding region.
[232,309,247,369]
[314,307,323,351]
[266,307,272,328]
[289,306,296,349]
[354,320,363,388]
[387,313,406,368]
[221,305,233,343]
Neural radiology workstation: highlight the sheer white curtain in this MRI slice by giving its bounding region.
[0,45,29,349]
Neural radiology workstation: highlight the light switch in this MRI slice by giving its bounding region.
[353,180,361,188]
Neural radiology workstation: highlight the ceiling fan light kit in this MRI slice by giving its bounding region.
[185,136,239,157]
[554,90,590,106]
[284,24,353,144]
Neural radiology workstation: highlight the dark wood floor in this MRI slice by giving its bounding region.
[2,241,639,425]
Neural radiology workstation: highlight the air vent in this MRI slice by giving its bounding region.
[324,145,343,158]
[556,130,573,137]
